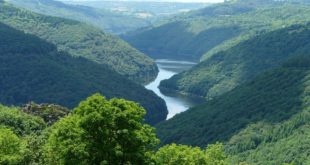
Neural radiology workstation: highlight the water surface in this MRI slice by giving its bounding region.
[145,59,205,119]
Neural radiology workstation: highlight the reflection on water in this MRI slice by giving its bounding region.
[145,59,205,119]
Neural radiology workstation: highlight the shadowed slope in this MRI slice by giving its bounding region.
[0,23,167,125]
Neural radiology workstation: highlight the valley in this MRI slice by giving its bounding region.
[0,0,310,164]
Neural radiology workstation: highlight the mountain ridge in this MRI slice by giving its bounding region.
[0,22,167,125]
[159,23,310,99]
[0,1,158,84]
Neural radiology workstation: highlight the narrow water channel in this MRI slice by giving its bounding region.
[145,59,205,119]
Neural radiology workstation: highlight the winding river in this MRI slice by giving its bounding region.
[145,59,205,119]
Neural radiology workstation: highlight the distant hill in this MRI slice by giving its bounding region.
[6,0,152,34]
[159,24,310,99]
[0,2,158,84]
[156,54,310,163]
[0,22,167,125]
[182,0,275,18]
[124,0,310,61]
[62,0,209,22]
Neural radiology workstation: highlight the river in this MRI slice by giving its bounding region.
[145,59,205,119]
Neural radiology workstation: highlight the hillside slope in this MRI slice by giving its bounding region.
[124,1,310,61]
[156,54,310,151]
[6,0,151,34]
[0,2,157,84]
[226,105,310,164]
[160,24,310,99]
[0,22,167,125]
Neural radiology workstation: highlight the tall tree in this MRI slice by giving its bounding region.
[44,94,159,165]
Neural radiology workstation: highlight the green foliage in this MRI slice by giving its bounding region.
[160,24,310,98]
[0,22,167,125]
[225,75,310,164]
[44,94,159,165]
[0,105,49,164]
[23,132,51,165]
[154,144,207,165]
[0,94,228,164]
[226,108,310,164]
[0,127,27,164]
[3,90,306,164]
[0,104,46,136]
[205,143,226,165]
[0,2,157,83]
[44,116,88,164]
[156,55,310,148]
[153,142,226,165]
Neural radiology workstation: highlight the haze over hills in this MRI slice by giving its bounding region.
[124,0,310,61]
[61,0,210,17]
[6,0,153,34]
[1,1,158,84]
[10,0,210,35]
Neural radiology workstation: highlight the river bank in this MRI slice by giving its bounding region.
[145,59,205,119]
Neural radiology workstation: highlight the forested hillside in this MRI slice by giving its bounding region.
[160,24,310,99]
[156,54,310,164]
[6,0,151,34]
[0,95,227,164]
[124,0,310,61]
[0,2,157,84]
[186,0,275,18]
[0,22,167,125]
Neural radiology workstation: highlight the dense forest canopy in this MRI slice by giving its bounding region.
[160,24,310,99]
[0,1,158,84]
[0,22,167,125]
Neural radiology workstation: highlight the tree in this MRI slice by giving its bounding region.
[44,94,159,165]
[205,142,226,165]
[153,143,227,165]
[0,127,27,164]
[153,143,207,165]
[0,104,46,136]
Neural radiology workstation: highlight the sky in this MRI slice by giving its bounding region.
[62,0,224,3]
